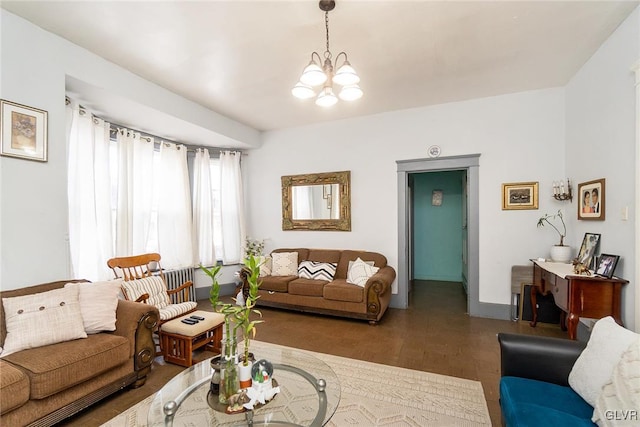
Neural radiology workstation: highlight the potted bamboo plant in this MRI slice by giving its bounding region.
[201,264,241,404]
[201,255,263,397]
[234,254,263,388]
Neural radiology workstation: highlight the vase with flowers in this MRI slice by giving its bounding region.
[537,209,571,262]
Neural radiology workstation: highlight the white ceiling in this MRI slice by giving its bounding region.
[3,1,638,133]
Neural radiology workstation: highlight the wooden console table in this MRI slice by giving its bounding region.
[529,260,628,340]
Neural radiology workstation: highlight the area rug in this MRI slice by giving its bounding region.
[102,341,491,426]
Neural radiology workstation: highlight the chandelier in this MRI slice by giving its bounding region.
[291,0,362,107]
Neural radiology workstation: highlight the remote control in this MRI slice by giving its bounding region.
[190,315,205,321]
[181,319,197,325]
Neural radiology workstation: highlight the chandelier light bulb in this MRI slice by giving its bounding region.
[315,86,338,107]
[338,84,363,101]
[333,62,360,86]
[291,82,316,99]
[300,61,327,86]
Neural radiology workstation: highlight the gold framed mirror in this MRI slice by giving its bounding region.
[282,171,351,231]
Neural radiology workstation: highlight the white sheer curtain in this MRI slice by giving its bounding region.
[192,148,217,265]
[156,143,194,268]
[66,102,113,280]
[67,99,245,273]
[219,151,245,264]
[114,130,155,256]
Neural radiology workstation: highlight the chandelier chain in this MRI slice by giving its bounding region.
[324,11,331,58]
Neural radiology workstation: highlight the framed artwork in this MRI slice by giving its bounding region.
[576,232,601,269]
[577,178,605,220]
[432,190,443,206]
[596,254,619,279]
[0,100,48,162]
[501,182,538,210]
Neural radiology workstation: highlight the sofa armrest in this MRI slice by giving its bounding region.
[113,300,159,374]
[363,266,396,317]
[498,333,585,386]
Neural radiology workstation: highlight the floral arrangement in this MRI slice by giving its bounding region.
[537,209,567,246]
[243,237,265,259]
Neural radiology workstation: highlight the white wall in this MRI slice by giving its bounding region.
[0,10,258,290]
[245,88,567,305]
[565,7,639,329]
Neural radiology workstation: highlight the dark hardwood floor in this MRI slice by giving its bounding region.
[63,280,567,426]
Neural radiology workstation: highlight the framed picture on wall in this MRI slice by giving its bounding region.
[578,178,605,220]
[501,182,539,210]
[0,99,48,162]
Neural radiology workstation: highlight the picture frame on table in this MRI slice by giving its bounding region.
[577,179,605,220]
[0,99,48,162]
[596,254,620,279]
[501,182,538,210]
[576,232,601,269]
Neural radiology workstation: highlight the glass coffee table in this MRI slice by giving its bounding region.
[147,343,340,426]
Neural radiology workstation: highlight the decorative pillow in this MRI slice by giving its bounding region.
[258,256,272,277]
[120,276,170,308]
[1,287,87,357]
[569,316,639,406]
[592,337,640,426]
[65,279,122,334]
[347,257,380,287]
[271,252,298,276]
[348,259,375,271]
[298,260,338,281]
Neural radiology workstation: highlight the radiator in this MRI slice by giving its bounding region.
[163,267,196,303]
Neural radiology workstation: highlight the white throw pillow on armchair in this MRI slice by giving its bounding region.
[592,337,640,426]
[568,316,639,407]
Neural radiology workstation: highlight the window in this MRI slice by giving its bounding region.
[67,99,244,280]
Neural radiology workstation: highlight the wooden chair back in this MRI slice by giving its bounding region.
[107,253,164,282]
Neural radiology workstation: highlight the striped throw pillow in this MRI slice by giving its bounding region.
[298,260,337,281]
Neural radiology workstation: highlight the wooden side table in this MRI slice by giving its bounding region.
[530,260,628,339]
[160,310,225,367]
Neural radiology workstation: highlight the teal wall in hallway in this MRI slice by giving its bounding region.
[412,170,464,282]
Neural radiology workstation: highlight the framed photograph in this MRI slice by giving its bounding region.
[576,232,601,269]
[0,99,48,162]
[501,182,538,210]
[578,178,605,220]
[596,254,620,279]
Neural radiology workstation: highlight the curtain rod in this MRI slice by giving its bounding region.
[66,96,244,155]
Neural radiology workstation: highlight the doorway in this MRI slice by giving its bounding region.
[394,154,480,315]
[410,170,467,306]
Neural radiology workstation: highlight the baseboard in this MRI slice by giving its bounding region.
[195,282,236,301]
[469,302,511,320]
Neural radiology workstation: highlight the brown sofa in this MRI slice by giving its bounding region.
[0,280,159,427]
[242,249,396,324]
